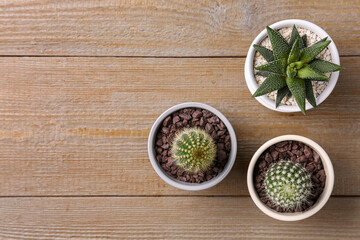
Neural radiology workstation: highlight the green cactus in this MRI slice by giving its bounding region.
[171,128,216,173]
[253,25,343,114]
[264,160,312,209]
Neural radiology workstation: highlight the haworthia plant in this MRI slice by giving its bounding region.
[253,25,343,114]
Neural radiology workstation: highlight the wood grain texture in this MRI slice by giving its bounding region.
[0,57,359,196]
[0,197,358,239]
[0,0,359,56]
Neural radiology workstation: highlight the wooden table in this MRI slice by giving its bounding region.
[0,1,359,239]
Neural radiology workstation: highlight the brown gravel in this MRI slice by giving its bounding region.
[155,108,231,183]
[254,140,326,213]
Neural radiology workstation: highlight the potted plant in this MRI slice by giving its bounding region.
[245,19,343,114]
[148,102,237,191]
[247,135,334,221]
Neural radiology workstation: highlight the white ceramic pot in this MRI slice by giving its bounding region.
[148,102,237,191]
[247,135,334,221]
[244,19,341,112]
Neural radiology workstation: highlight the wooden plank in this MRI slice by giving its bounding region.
[0,197,359,239]
[0,0,358,56]
[0,57,359,196]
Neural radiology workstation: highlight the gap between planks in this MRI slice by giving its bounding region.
[0,195,358,198]
[0,55,359,58]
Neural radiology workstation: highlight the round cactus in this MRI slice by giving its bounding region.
[171,128,216,173]
[264,160,312,209]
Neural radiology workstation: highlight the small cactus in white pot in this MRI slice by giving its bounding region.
[247,135,334,221]
[264,160,312,210]
[148,102,237,191]
[171,128,216,173]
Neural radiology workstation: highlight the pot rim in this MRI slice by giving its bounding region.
[148,102,237,191]
[247,135,334,221]
[244,19,340,113]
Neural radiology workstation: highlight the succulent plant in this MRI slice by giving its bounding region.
[264,160,312,210]
[171,128,216,173]
[253,25,343,114]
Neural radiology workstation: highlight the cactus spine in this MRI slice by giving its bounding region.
[171,128,216,173]
[264,160,312,209]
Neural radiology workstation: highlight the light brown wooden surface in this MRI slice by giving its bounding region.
[0,0,359,56]
[0,197,359,239]
[1,0,360,239]
[0,57,359,197]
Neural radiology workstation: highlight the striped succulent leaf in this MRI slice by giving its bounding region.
[309,58,343,73]
[252,73,286,97]
[253,44,274,62]
[305,80,317,108]
[276,86,291,108]
[266,26,291,60]
[300,38,331,63]
[255,58,287,76]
